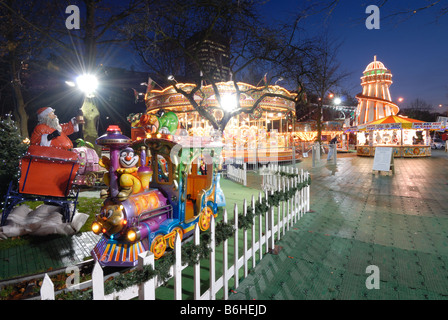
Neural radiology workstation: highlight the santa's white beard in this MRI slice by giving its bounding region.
[40,116,62,132]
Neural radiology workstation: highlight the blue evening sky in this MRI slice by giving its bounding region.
[260,0,448,109]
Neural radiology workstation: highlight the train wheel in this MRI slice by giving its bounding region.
[168,227,183,249]
[199,206,213,231]
[150,235,167,259]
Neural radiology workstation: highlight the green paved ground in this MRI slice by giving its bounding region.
[229,151,448,300]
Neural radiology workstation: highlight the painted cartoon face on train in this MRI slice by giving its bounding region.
[91,200,126,236]
[119,147,139,168]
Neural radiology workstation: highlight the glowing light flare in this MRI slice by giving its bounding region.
[221,94,238,112]
[76,74,98,97]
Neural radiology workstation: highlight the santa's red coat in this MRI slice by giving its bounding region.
[30,122,76,150]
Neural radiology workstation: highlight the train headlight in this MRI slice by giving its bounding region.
[92,222,102,234]
[127,228,140,242]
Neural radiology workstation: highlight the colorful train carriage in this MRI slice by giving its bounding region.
[90,123,225,267]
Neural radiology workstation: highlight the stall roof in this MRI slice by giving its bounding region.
[367,115,425,125]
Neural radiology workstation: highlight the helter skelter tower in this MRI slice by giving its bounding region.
[354,56,399,125]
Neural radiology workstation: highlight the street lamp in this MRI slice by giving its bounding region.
[65,73,100,145]
[167,75,178,84]
[334,97,342,105]
[76,74,98,98]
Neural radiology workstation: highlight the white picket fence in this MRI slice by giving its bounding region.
[40,166,310,300]
[226,163,247,186]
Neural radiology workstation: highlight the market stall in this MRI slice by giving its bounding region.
[355,115,444,157]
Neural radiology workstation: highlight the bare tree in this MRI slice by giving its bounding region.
[0,0,60,137]
[125,0,309,132]
[303,34,350,142]
[0,0,146,144]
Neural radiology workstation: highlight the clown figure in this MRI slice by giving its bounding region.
[116,147,143,200]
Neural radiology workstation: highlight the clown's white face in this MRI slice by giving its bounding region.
[119,149,139,168]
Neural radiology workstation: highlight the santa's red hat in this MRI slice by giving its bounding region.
[37,107,54,121]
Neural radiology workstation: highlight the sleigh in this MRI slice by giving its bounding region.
[1,145,80,226]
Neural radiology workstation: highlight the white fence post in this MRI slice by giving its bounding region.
[138,251,155,300]
[282,174,286,236]
[40,274,55,300]
[264,190,269,254]
[277,174,281,242]
[222,209,229,300]
[233,203,239,290]
[210,215,216,300]
[306,171,310,212]
[251,195,256,269]
[193,224,201,300]
[243,198,248,278]
[92,261,104,300]
[174,232,182,300]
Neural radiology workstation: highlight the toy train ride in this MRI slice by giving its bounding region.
[90,114,225,267]
[1,111,226,267]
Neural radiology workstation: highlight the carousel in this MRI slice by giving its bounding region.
[135,81,299,163]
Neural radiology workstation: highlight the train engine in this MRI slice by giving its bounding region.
[90,123,225,267]
[91,189,171,265]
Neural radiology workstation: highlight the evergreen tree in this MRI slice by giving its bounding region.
[0,115,28,200]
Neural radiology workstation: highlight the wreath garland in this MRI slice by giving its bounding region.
[58,171,310,299]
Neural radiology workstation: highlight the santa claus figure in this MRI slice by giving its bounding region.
[30,107,79,150]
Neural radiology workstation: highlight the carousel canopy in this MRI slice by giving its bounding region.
[145,81,296,117]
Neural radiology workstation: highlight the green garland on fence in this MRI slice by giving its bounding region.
[60,173,310,299]
[240,174,311,230]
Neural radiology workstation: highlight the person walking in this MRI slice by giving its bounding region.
[327,136,338,161]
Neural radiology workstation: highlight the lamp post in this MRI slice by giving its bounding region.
[67,73,100,151]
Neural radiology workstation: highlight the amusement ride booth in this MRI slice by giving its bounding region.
[351,56,442,157]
